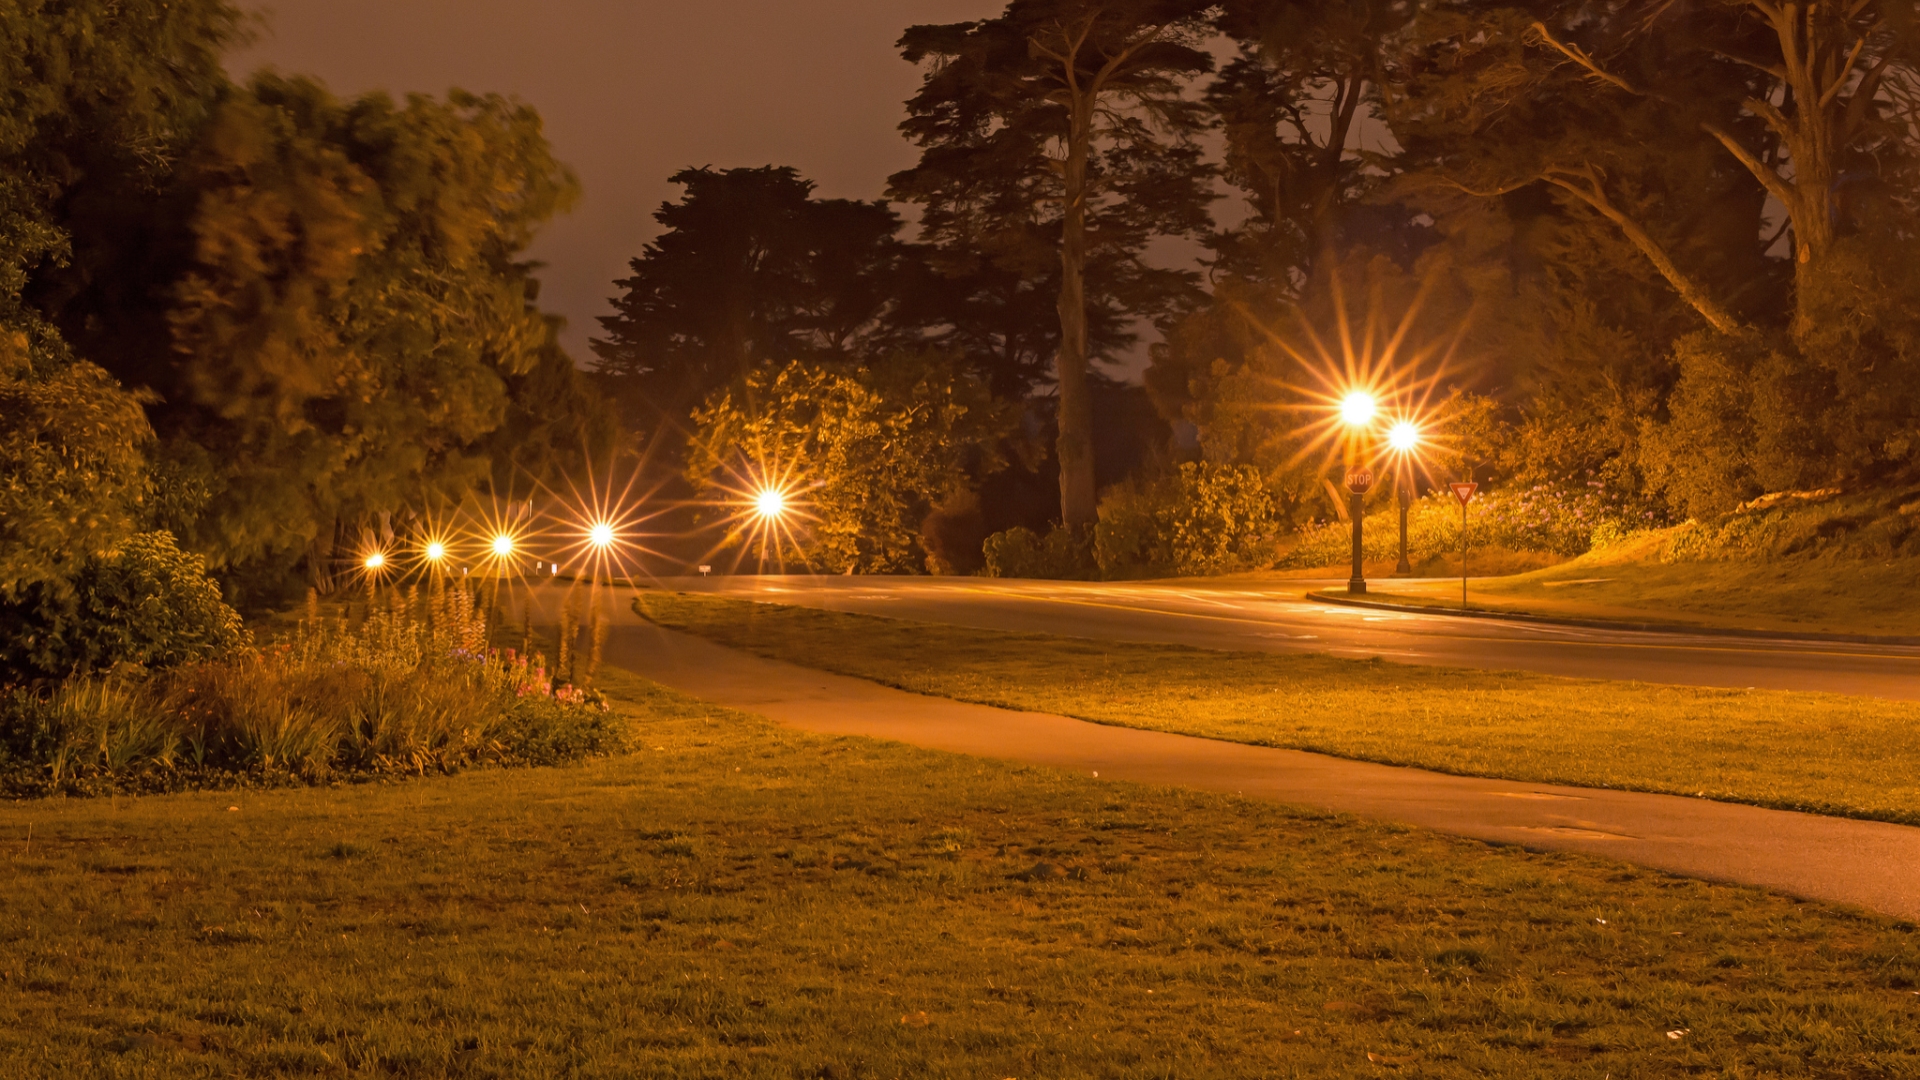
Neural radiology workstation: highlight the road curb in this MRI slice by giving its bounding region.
[1306,591,1920,648]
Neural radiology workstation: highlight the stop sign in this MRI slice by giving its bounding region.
[1345,466,1374,494]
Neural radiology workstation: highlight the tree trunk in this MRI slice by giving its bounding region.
[1055,93,1097,529]
[306,515,339,595]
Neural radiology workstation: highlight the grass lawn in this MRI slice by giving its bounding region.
[3,667,1919,1077]
[1344,549,1920,639]
[636,591,1920,827]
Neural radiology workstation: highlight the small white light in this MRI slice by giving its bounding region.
[755,488,786,518]
[424,541,447,562]
[491,534,514,557]
[1389,420,1420,452]
[589,522,615,549]
[363,552,386,570]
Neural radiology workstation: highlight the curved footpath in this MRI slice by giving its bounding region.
[603,619,1920,922]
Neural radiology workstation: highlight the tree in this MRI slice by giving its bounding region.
[1207,0,1414,287]
[892,0,1218,528]
[0,0,236,599]
[0,330,152,600]
[592,166,920,427]
[686,357,1016,574]
[1526,0,1918,338]
[158,75,579,589]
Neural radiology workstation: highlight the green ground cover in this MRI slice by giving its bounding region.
[1363,540,1920,638]
[3,667,1919,1077]
[1296,488,1920,637]
[636,592,1920,826]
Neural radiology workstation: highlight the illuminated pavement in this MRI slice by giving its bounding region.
[655,575,1920,700]
[598,618,1920,921]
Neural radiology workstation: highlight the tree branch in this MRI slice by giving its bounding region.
[1541,166,1746,334]
[1700,121,1798,209]
[1529,21,1643,95]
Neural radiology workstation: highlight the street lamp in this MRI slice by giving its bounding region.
[1339,392,1379,595]
[1387,420,1421,576]
[754,487,786,520]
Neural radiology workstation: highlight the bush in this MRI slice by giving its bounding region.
[1641,331,1831,518]
[0,584,626,794]
[0,531,248,682]
[981,526,1096,580]
[1094,463,1280,577]
[1279,482,1653,569]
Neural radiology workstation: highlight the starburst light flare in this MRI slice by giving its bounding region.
[1388,420,1421,453]
[755,488,786,520]
[537,454,677,588]
[1340,391,1378,428]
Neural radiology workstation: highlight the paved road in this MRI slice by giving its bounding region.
[654,575,1920,699]
[604,620,1920,920]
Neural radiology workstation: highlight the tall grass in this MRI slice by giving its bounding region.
[0,583,624,794]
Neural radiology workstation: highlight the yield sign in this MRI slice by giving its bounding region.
[1450,482,1479,505]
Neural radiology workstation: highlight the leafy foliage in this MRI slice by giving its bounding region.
[0,531,246,683]
[0,333,152,600]
[981,526,1097,580]
[687,358,1016,573]
[1094,463,1281,576]
[162,75,580,576]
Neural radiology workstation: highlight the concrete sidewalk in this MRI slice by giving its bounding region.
[604,621,1920,921]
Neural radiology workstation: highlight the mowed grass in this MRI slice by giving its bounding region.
[1353,551,1920,639]
[3,669,1920,1077]
[636,592,1920,826]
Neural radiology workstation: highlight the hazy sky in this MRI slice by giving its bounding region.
[227,1,995,365]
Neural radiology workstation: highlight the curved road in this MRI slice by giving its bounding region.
[656,575,1920,700]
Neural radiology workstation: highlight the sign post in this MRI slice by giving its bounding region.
[1345,465,1375,595]
[1449,482,1478,609]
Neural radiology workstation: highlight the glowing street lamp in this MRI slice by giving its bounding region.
[588,522,615,550]
[1340,391,1378,429]
[363,552,386,571]
[491,533,515,558]
[754,488,787,520]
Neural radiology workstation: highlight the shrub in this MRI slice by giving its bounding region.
[1094,463,1280,577]
[981,526,1096,580]
[0,583,626,795]
[0,531,247,683]
[1279,482,1655,569]
[1641,331,1831,518]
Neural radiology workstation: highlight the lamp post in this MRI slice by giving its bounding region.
[1337,391,1379,594]
[1387,420,1421,576]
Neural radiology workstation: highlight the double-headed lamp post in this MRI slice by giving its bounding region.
[1339,392,1378,594]
[1388,420,1421,576]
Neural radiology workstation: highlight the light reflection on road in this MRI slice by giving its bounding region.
[653,575,1920,700]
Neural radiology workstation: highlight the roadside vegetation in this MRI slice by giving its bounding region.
[1343,487,1920,637]
[2,666,1917,1077]
[637,592,1920,826]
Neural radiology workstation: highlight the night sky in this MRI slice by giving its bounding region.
[228,1,994,366]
